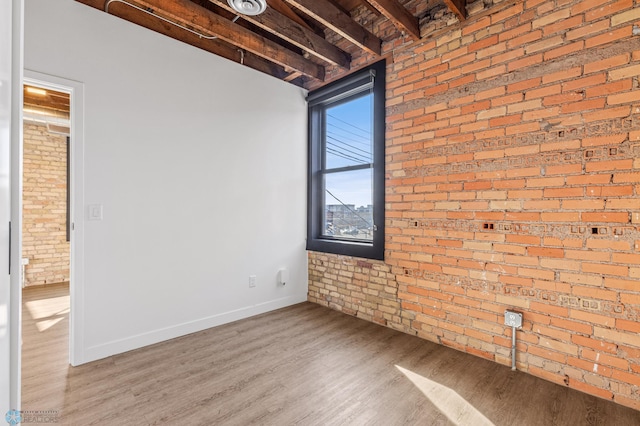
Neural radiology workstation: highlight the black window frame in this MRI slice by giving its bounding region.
[306,60,385,260]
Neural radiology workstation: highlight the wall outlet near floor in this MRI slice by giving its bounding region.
[278,268,288,286]
[249,275,256,288]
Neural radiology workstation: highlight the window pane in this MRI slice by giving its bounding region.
[325,94,372,169]
[323,169,373,241]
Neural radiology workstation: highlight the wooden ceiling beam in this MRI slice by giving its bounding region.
[24,88,70,113]
[126,0,325,80]
[333,0,381,16]
[208,0,351,68]
[283,71,303,82]
[77,0,294,83]
[268,0,313,30]
[364,0,420,40]
[23,102,71,115]
[284,0,382,56]
[443,0,467,21]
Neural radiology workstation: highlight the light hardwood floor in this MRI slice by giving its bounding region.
[22,284,640,425]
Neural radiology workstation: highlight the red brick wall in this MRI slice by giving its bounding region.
[308,0,640,410]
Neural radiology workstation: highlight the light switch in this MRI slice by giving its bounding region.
[88,204,103,221]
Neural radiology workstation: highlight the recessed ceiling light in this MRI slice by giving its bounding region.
[26,86,47,96]
[227,0,267,16]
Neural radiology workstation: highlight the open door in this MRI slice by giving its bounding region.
[1,0,24,418]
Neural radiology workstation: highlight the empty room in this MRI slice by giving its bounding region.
[2,0,640,424]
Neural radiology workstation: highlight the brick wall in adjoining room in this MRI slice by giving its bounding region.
[23,123,70,286]
[308,0,640,410]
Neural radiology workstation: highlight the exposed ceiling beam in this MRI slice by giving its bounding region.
[129,0,325,80]
[268,0,313,30]
[284,0,382,56]
[364,0,420,40]
[78,0,294,82]
[443,0,467,21]
[334,0,381,16]
[209,0,351,68]
[284,71,303,82]
[24,87,70,114]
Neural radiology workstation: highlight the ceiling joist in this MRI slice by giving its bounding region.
[443,0,467,21]
[364,0,420,40]
[268,0,313,30]
[209,0,351,68]
[283,0,382,56]
[284,71,303,82]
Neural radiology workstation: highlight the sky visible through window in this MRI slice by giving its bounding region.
[325,93,373,210]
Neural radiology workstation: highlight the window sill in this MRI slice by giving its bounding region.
[306,237,384,260]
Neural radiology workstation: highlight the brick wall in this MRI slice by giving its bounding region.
[308,0,640,410]
[23,123,70,286]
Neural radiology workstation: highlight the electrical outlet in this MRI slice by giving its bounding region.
[504,310,523,328]
[278,268,288,286]
[249,275,256,288]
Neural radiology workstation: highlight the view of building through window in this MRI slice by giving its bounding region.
[322,93,373,241]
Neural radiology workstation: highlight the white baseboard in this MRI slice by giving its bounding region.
[81,293,308,364]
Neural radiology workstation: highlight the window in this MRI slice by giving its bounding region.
[306,60,385,260]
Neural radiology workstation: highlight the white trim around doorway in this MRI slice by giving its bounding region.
[22,70,85,366]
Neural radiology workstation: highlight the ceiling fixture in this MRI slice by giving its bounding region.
[26,86,47,96]
[227,0,267,16]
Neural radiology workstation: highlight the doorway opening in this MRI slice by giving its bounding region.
[20,82,71,410]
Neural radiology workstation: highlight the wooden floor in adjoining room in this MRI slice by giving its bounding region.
[22,284,640,426]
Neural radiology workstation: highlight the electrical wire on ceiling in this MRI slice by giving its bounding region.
[104,0,240,41]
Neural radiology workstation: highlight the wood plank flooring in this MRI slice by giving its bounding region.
[22,284,640,425]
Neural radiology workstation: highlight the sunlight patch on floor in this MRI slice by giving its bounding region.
[396,365,495,426]
[25,296,69,319]
[25,296,69,332]
[35,316,66,332]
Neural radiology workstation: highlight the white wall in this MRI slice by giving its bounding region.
[24,0,308,363]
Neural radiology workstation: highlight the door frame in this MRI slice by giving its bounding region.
[22,71,85,366]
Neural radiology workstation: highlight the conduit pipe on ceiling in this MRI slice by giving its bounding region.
[104,0,240,41]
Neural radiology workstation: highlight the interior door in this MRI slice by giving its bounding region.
[1,0,23,416]
[0,0,14,415]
